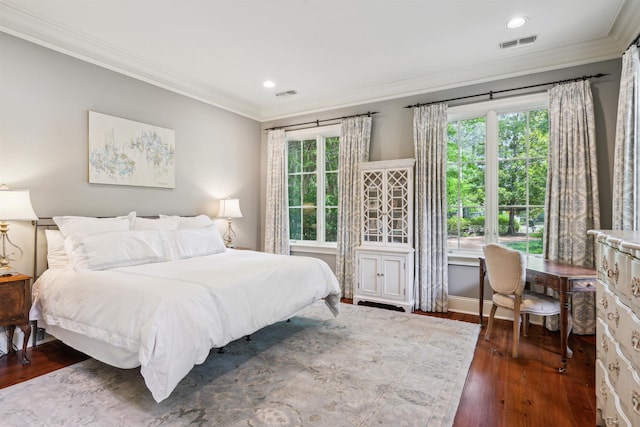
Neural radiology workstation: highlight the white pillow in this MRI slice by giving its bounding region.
[159,214,212,229]
[133,216,178,231]
[45,229,69,269]
[54,212,136,238]
[167,225,226,259]
[65,229,170,271]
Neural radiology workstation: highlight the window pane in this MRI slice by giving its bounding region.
[325,207,338,242]
[289,208,301,240]
[528,158,547,206]
[498,159,526,206]
[302,139,316,172]
[460,162,485,205]
[498,112,527,159]
[288,175,301,206]
[447,207,485,252]
[325,136,339,171]
[458,118,486,161]
[302,207,317,240]
[529,109,550,158]
[446,163,461,207]
[447,124,459,162]
[302,174,317,205]
[288,140,301,173]
[325,171,338,206]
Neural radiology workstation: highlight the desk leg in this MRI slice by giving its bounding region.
[478,259,485,327]
[559,279,571,373]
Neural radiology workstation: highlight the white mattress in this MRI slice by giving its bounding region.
[30,249,341,402]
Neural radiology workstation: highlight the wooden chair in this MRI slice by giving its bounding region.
[483,243,569,358]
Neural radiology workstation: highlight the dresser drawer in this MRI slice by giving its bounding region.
[597,359,633,427]
[618,356,640,426]
[627,257,640,313]
[598,318,613,365]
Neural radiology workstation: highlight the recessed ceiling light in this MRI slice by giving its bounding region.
[507,16,527,29]
[263,80,275,88]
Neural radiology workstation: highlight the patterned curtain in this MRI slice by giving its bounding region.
[413,104,448,312]
[264,129,290,255]
[336,116,371,299]
[612,44,640,230]
[544,80,600,334]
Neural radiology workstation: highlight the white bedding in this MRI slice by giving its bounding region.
[30,249,341,402]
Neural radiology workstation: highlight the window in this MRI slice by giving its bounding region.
[286,125,340,246]
[446,93,549,256]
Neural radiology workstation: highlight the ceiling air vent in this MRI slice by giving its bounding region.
[500,35,537,49]
[276,90,297,98]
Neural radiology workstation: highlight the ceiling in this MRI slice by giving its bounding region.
[1,0,639,121]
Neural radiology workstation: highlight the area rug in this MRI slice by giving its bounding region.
[0,302,479,426]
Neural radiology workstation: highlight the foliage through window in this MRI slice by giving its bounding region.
[287,126,340,245]
[447,94,549,256]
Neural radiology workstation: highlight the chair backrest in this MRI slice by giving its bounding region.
[483,243,526,296]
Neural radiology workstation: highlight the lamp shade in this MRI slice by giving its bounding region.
[0,189,38,221]
[217,198,243,218]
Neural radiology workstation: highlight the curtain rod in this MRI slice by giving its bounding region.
[404,73,609,109]
[264,111,378,132]
[628,32,640,49]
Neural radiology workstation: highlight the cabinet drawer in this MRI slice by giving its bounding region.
[627,257,640,313]
[0,280,29,324]
[598,318,613,364]
[597,280,615,327]
[617,356,640,426]
[597,359,633,427]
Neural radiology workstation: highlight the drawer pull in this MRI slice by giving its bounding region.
[601,336,609,353]
[633,391,640,415]
[600,296,609,310]
[608,263,619,283]
[632,277,640,297]
[605,416,619,426]
[602,256,609,272]
[633,331,640,351]
[600,379,608,401]
[608,360,620,378]
[607,310,620,327]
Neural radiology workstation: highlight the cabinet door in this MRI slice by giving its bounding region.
[385,169,410,245]
[358,254,380,296]
[381,255,405,300]
[362,170,384,244]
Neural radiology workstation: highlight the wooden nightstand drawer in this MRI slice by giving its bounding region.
[0,273,33,365]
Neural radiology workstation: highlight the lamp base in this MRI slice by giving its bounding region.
[0,265,18,277]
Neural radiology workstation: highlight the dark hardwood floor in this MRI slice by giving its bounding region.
[0,304,595,427]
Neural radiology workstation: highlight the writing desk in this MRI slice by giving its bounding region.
[478,256,596,371]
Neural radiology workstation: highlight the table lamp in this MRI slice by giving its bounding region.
[0,186,38,276]
[217,198,242,248]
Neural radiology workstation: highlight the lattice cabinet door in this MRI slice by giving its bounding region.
[360,159,414,248]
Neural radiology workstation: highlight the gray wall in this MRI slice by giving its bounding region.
[260,58,622,301]
[0,33,262,256]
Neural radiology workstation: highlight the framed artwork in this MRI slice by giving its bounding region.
[88,111,175,188]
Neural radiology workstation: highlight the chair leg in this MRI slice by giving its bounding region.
[512,300,522,358]
[566,314,574,358]
[485,304,498,341]
[523,314,530,337]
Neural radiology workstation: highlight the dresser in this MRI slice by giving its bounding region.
[354,159,415,312]
[0,273,32,365]
[590,230,640,427]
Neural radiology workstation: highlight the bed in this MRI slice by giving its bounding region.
[29,213,341,402]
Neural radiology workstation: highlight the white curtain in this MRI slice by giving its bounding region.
[264,129,290,255]
[612,44,640,230]
[413,104,448,312]
[336,116,371,299]
[544,80,600,334]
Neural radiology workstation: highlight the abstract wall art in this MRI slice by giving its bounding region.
[88,111,175,188]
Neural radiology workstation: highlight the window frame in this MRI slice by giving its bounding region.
[286,124,340,253]
[447,93,549,264]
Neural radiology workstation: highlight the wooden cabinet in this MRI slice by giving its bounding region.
[589,230,640,427]
[0,273,32,365]
[354,159,415,312]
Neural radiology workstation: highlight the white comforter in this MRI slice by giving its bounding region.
[30,249,341,402]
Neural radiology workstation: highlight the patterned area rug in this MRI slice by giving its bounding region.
[0,302,479,426]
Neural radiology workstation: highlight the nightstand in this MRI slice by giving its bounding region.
[0,274,32,365]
